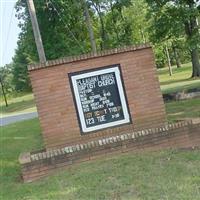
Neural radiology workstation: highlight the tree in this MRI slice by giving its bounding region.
[0,64,14,93]
[12,39,32,91]
[89,0,109,49]
[82,0,97,53]
[13,0,92,91]
[171,41,182,68]
[0,64,14,106]
[93,0,148,48]
[146,0,200,77]
[0,76,8,107]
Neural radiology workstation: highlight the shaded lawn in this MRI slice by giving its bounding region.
[1,98,200,200]
[158,63,200,94]
[166,98,200,122]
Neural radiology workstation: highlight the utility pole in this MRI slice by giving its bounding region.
[82,0,97,54]
[27,0,46,63]
[0,77,8,107]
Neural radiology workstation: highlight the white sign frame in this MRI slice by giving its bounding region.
[70,65,131,133]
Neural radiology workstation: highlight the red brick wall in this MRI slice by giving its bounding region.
[29,46,166,149]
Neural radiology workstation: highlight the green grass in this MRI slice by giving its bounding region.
[1,99,200,199]
[0,93,37,117]
[1,62,200,199]
[166,98,200,122]
[158,63,200,94]
[1,118,200,200]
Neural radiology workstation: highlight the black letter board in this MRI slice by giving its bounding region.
[69,64,132,134]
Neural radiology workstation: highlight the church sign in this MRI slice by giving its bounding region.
[27,44,166,149]
[69,64,131,133]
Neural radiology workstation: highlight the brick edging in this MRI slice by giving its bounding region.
[19,120,191,164]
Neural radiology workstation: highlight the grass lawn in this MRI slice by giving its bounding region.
[1,118,200,200]
[166,98,200,122]
[1,62,200,199]
[1,98,200,199]
[158,63,200,94]
[0,93,37,117]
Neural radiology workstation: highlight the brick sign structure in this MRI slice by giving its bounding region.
[28,44,166,149]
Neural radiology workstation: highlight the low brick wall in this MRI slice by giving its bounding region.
[163,91,200,102]
[19,120,200,183]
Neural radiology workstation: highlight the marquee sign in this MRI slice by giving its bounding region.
[69,64,131,133]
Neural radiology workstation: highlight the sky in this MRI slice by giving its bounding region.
[0,0,21,67]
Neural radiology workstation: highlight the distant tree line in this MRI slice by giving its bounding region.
[1,0,200,94]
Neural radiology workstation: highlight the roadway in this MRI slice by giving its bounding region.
[0,112,38,126]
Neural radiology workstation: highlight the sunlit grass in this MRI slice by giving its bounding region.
[1,67,200,200]
[1,117,200,200]
[158,63,200,94]
[0,93,37,117]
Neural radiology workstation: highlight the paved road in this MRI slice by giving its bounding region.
[0,112,38,126]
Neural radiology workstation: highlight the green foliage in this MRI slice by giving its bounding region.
[10,0,200,91]
[146,0,200,75]
[12,40,33,91]
[11,0,150,91]
[153,44,167,68]
[12,0,91,91]
[0,64,14,94]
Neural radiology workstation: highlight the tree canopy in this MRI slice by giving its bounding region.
[146,0,200,76]
[3,0,200,92]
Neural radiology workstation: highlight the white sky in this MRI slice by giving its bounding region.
[0,0,20,67]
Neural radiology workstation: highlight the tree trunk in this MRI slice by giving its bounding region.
[92,2,107,50]
[165,45,173,76]
[140,28,146,43]
[110,1,120,45]
[98,13,106,50]
[0,77,8,107]
[191,48,200,77]
[172,44,181,68]
[82,0,97,54]
[184,1,200,77]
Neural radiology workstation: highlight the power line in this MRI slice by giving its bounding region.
[48,0,85,53]
[2,3,15,63]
